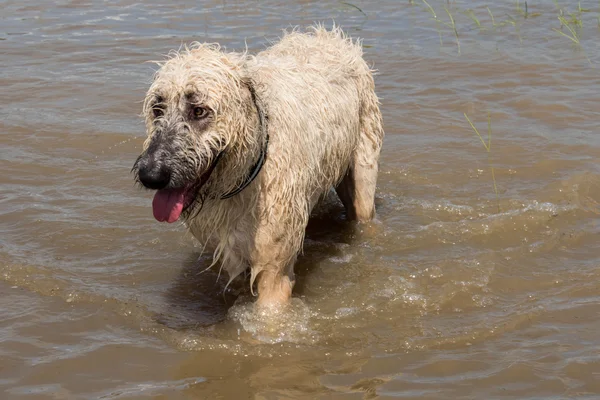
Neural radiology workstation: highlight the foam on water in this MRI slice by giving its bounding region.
[403,198,476,216]
[86,377,206,399]
[411,199,578,245]
[228,297,318,344]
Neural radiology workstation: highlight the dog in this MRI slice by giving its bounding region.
[133,25,384,309]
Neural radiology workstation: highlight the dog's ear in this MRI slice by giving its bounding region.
[241,76,267,119]
[239,75,268,142]
[240,77,259,103]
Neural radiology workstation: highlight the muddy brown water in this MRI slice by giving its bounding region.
[2,1,600,398]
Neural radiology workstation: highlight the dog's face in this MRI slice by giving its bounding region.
[132,45,255,223]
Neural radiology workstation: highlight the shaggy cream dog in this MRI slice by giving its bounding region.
[133,26,384,308]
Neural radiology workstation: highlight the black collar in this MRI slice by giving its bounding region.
[219,83,269,200]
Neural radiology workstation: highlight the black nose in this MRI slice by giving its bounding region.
[138,161,171,190]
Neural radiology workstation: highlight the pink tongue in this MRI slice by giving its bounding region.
[152,188,187,223]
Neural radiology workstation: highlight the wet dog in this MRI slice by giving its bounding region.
[133,26,384,309]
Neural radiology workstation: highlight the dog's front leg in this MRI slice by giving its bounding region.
[250,223,299,309]
[255,265,295,309]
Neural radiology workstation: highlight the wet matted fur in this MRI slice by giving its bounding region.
[133,25,384,308]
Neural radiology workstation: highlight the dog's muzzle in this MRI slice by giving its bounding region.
[135,134,174,190]
[137,156,171,190]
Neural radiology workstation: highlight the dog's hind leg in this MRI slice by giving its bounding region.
[335,166,373,222]
[335,149,378,222]
[336,90,383,222]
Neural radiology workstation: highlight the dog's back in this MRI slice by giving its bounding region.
[247,26,382,205]
[260,25,368,77]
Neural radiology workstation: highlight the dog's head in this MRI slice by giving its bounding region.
[132,44,263,223]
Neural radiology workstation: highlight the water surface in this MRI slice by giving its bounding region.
[2,0,600,398]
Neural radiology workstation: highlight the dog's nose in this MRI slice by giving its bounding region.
[138,161,171,190]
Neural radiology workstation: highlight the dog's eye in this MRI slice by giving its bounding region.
[193,106,208,119]
[152,106,164,118]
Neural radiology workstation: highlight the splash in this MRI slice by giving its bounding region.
[228,297,318,344]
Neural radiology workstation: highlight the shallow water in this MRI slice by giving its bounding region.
[2,0,600,398]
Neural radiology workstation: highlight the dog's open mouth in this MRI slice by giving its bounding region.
[152,186,195,223]
[151,153,222,223]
